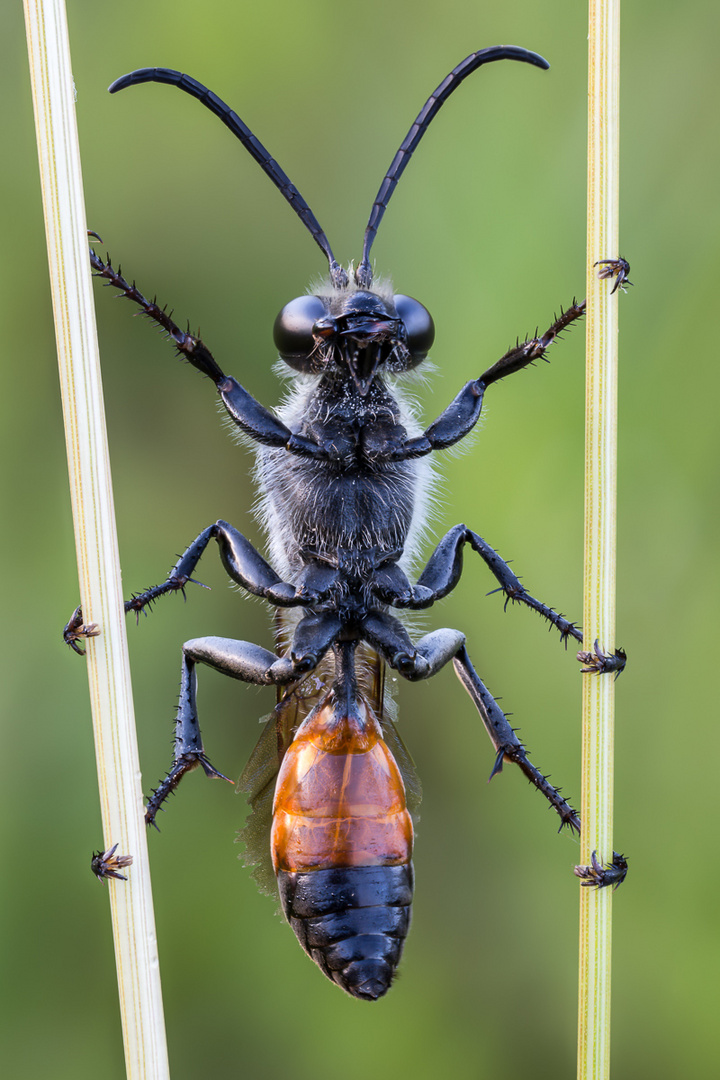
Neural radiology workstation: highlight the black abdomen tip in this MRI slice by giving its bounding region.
[342,958,395,1001]
[278,864,413,999]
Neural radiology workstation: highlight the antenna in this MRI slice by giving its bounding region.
[109,68,348,288]
[356,46,549,288]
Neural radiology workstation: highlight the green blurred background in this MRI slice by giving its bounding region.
[3,1,719,1077]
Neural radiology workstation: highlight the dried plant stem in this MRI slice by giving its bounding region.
[578,1,621,1078]
[24,1,170,1076]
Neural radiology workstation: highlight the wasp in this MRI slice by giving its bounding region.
[67,46,624,1000]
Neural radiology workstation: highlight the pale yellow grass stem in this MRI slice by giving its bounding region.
[578,1,622,1078]
[24,1,170,1075]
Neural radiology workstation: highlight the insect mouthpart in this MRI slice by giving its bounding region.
[345,343,387,397]
[335,313,404,396]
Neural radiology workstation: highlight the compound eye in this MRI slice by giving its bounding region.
[393,295,435,363]
[273,295,328,369]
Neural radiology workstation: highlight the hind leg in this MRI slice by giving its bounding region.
[146,610,343,825]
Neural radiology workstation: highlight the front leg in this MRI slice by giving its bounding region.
[387,300,586,461]
[91,249,332,459]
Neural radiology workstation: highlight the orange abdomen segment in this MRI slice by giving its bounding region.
[271,700,413,873]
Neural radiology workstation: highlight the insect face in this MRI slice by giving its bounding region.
[273,288,434,390]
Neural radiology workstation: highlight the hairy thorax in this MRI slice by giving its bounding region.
[257,375,422,576]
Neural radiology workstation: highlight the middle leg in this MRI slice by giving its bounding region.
[376,523,582,647]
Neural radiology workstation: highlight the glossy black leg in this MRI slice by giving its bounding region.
[64,519,320,651]
[145,606,345,825]
[358,611,578,830]
[453,646,580,831]
[409,524,582,645]
[389,301,586,460]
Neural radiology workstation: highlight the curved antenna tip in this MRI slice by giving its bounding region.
[108,72,136,94]
[529,52,550,70]
[105,67,340,277]
[360,45,551,269]
[494,46,550,71]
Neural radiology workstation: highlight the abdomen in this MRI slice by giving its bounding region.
[271,696,414,999]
